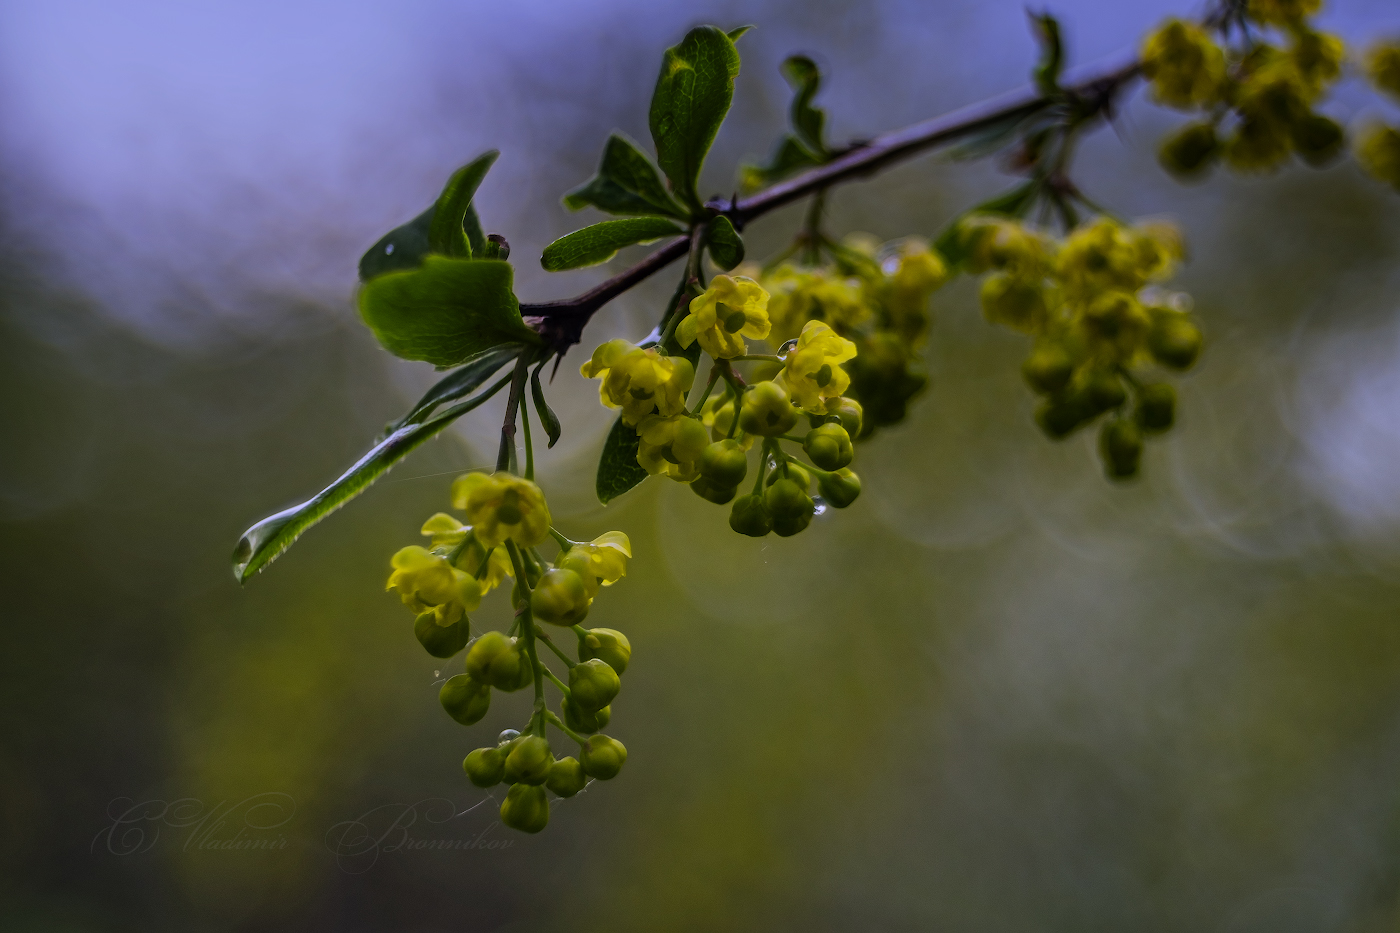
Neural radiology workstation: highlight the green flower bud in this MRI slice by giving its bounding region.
[1136,383,1176,433]
[465,631,533,691]
[545,756,587,798]
[578,627,631,675]
[562,696,610,734]
[439,673,491,725]
[1099,418,1143,480]
[764,461,812,492]
[1035,394,1093,439]
[824,397,864,437]
[691,475,738,505]
[569,658,621,712]
[699,439,749,487]
[980,273,1046,333]
[738,381,800,437]
[803,423,854,471]
[500,782,549,833]
[580,734,627,780]
[414,611,470,659]
[1158,122,1220,179]
[556,549,600,599]
[530,568,590,627]
[1148,314,1202,370]
[764,477,815,537]
[817,468,862,509]
[1022,342,1075,395]
[1291,112,1345,167]
[1084,369,1128,414]
[503,734,554,786]
[463,746,506,787]
[729,494,773,537]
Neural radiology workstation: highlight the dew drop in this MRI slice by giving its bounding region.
[812,498,828,516]
[498,729,521,745]
[384,243,395,255]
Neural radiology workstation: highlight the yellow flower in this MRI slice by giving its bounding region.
[1366,41,1400,100]
[387,545,482,623]
[775,321,858,414]
[635,414,709,481]
[579,339,695,427]
[1246,0,1320,26]
[1055,217,1143,298]
[1131,221,1185,282]
[699,392,755,449]
[450,471,551,549]
[677,275,771,359]
[1140,19,1226,110]
[959,216,1054,278]
[763,265,870,345]
[1290,29,1345,97]
[572,532,632,587]
[1355,123,1400,191]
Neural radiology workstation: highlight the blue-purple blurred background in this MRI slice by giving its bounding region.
[5,1,1400,929]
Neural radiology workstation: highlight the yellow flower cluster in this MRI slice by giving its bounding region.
[1143,9,1347,179]
[579,339,694,426]
[956,213,1204,479]
[1355,42,1400,191]
[676,274,772,359]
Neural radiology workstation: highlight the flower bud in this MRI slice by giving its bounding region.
[500,783,549,833]
[817,468,862,509]
[690,475,738,505]
[1148,314,1202,370]
[1291,113,1344,167]
[555,549,600,600]
[823,396,864,437]
[803,423,854,471]
[980,273,1046,333]
[463,746,506,787]
[738,381,800,437]
[465,631,533,691]
[1035,394,1093,439]
[1099,418,1143,480]
[414,611,470,659]
[569,658,620,712]
[580,734,627,780]
[1158,122,1220,179]
[562,696,610,734]
[1135,383,1176,433]
[439,674,491,725]
[579,627,631,675]
[764,461,812,492]
[1022,342,1075,395]
[546,756,587,798]
[1084,370,1128,414]
[764,477,815,537]
[503,734,554,786]
[530,568,590,626]
[699,439,749,487]
[729,494,773,537]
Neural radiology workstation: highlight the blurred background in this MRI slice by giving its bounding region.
[4,0,1400,929]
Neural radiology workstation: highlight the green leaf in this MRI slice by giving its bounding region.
[541,217,685,272]
[596,416,649,504]
[464,204,487,256]
[727,25,754,42]
[649,25,742,215]
[358,256,540,367]
[563,133,688,218]
[428,151,499,258]
[359,207,434,281]
[395,343,523,428]
[706,215,744,270]
[232,374,512,582]
[933,182,1040,269]
[1029,12,1064,96]
[740,134,823,191]
[530,360,562,449]
[781,55,827,157]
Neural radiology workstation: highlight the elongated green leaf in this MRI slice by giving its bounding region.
[706,215,744,270]
[358,256,540,367]
[596,415,650,504]
[1030,12,1064,96]
[541,217,684,272]
[530,361,562,448]
[649,26,742,214]
[396,343,523,428]
[359,207,434,280]
[429,151,499,258]
[727,25,753,42]
[563,133,687,218]
[464,204,487,256]
[232,374,512,581]
[933,182,1040,269]
[782,55,827,157]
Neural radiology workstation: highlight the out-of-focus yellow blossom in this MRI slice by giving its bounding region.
[571,532,632,587]
[450,471,551,549]
[775,321,858,413]
[387,545,482,624]
[1131,221,1185,281]
[1367,42,1400,100]
[676,275,771,359]
[1289,29,1345,96]
[579,339,694,426]
[879,240,947,344]
[1355,123,1400,190]
[1246,0,1320,27]
[763,265,870,345]
[1140,19,1227,109]
[635,414,709,481]
[959,216,1055,278]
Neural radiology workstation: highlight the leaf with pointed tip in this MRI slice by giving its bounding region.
[649,26,742,215]
[541,217,685,272]
[359,207,434,280]
[395,343,524,428]
[232,374,513,582]
[358,256,540,367]
[428,151,499,258]
[740,134,822,191]
[463,204,487,256]
[706,215,744,271]
[596,415,650,504]
[530,361,562,448]
[563,132,687,219]
[781,56,827,157]
[727,25,754,42]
